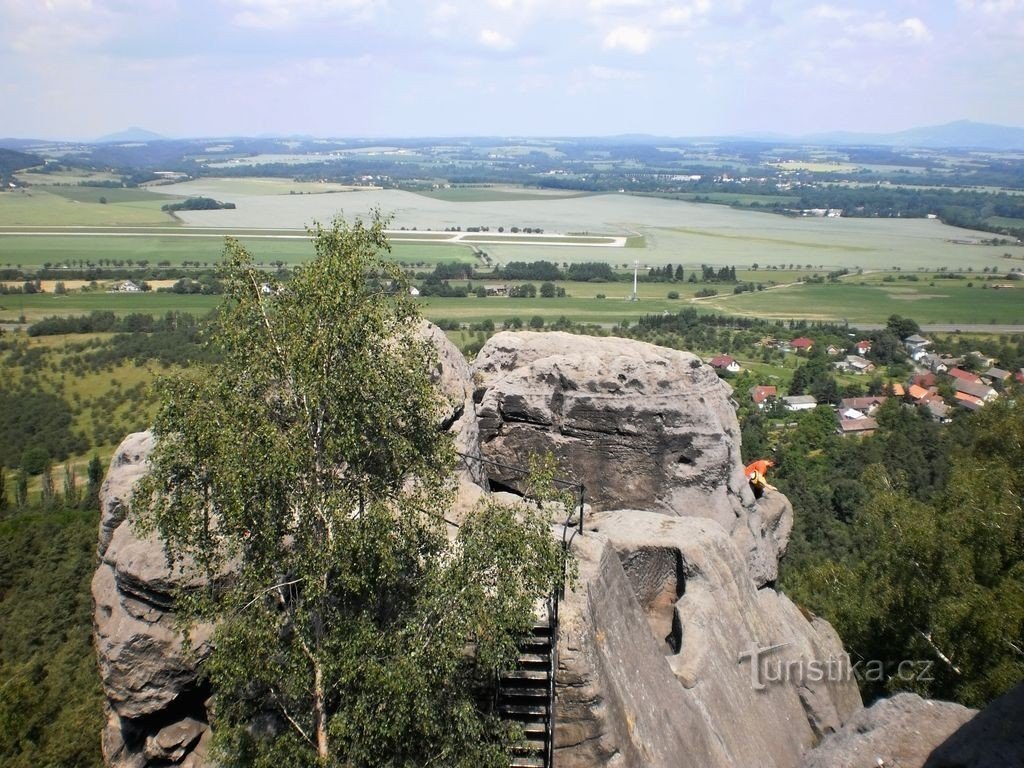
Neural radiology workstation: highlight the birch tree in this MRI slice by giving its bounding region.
[135,215,565,767]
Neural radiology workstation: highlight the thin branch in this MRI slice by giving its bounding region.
[269,686,314,747]
[916,628,962,675]
[237,579,305,613]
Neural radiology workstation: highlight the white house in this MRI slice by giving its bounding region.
[783,395,817,411]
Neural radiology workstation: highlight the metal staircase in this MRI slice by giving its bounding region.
[455,451,584,768]
[497,607,556,768]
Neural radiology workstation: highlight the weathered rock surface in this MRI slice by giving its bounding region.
[799,692,976,768]
[801,682,1024,768]
[93,327,861,768]
[92,432,214,768]
[474,331,792,585]
[92,323,487,767]
[555,510,862,768]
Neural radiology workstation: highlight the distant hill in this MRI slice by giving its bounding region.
[96,127,167,143]
[801,120,1024,151]
[0,148,43,178]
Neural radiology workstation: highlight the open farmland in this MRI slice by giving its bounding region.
[141,180,1022,271]
[0,231,475,268]
[0,292,221,323]
[0,188,178,226]
[698,279,1024,325]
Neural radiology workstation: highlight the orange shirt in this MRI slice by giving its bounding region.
[745,460,772,478]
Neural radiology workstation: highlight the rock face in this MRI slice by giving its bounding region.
[554,510,862,768]
[92,431,214,768]
[801,682,1024,768]
[92,327,850,768]
[799,693,976,768]
[474,331,792,585]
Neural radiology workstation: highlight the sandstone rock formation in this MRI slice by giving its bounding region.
[799,693,977,768]
[801,682,1024,768]
[92,326,851,768]
[92,431,214,768]
[474,331,792,585]
[554,510,862,768]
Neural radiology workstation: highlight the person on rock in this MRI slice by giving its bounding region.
[744,458,776,498]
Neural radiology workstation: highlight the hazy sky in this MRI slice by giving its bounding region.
[2,0,1023,140]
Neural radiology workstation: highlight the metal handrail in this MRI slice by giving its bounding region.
[457,450,584,767]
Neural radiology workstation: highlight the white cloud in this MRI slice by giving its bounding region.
[899,17,932,43]
[479,28,514,50]
[602,25,652,53]
[856,16,932,44]
[227,0,377,29]
[809,4,854,22]
[956,0,1021,13]
[660,0,711,26]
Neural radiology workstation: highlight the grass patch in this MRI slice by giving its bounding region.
[0,292,221,322]
[697,280,1024,324]
[0,233,475,268]
[0,190,176,227]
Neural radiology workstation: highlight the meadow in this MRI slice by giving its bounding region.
[698,278,1024,325]
[0,233,474,268]
[139,181,1021,271]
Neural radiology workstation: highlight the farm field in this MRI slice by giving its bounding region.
[0,188,178,226]
[4,179,1022,273]
[698,279,1024,325]
[0,292,221,323]
[410,186,593,202]
[0,233,474,268]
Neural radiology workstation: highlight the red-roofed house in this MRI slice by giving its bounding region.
[854,340,872,355]
[709,355,741,373]
[750,385,777,408]
[910,372,937,389]
[947,368,982,384]
[891,383,905,397]
[908,384,940,403]
[791,337,814,352]
[955,391,985,411]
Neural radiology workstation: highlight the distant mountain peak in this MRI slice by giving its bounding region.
[801,120,1024,150]
[96,127,167,143]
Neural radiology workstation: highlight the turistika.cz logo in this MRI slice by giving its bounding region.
[738,642,934,691]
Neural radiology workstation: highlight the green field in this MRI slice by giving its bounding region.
[698,280,1024,324]
[0,292,221,322]
[0,189,177,226]
[0,234,475,268]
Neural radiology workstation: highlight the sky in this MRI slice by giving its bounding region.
[1,0,1023,140]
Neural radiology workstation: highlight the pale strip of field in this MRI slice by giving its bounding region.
[142,177,376,196]
[0,228,625,248]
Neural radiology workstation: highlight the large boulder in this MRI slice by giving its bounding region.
[92,323,486,767]
[92,432,214,768]
[555,510,862,768]
[474,331,791,584]
[802,682,1024,768]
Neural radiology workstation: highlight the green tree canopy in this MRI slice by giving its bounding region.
[134,215,566,767]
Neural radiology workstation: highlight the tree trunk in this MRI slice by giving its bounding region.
[314,657,329,761]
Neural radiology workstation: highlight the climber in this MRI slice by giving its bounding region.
[744,458,776,498]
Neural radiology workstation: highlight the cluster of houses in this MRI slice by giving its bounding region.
[736,332,1022,437]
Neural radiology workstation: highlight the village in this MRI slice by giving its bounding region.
[708,332,1024,437]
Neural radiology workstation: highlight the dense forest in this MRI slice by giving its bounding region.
[0,505,105,768]
[765,399,1023,707]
